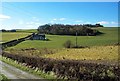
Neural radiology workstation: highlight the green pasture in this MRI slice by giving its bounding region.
[1,32,31,43]
[7,27,119,49]
[16,29,37,33]
[3,27,119,61]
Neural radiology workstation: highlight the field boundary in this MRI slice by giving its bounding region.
[1,51,120,81]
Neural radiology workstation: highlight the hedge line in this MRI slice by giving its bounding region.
[2,52,120,81]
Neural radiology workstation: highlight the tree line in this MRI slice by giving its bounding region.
[1,29,16,32]
[38,24,103,36]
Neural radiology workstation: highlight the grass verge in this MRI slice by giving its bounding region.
[0,74,10,81]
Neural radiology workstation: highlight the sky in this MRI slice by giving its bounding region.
[0,2,119,29]
[1,0,119,2]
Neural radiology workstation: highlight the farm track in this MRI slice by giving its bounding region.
[0,60,42,80]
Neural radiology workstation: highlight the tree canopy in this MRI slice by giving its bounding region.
[38,24,103,36]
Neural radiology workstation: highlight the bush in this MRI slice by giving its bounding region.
[63,40,88,48]
[45,39,50,41]
[72,45,88,48]
[63,40,73,48]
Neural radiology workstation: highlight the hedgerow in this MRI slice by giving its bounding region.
[2,52,120,81]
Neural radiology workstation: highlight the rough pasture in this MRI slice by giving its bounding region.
[5,45,118,62]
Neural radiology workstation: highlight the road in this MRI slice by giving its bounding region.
[0,60,43,80]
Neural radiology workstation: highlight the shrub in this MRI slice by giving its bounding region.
[63,40,73,48]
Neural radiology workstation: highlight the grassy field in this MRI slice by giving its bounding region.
[6,27,119,49]
[5,45,119,61]
[1,32,31,43]
[2,27,119,81]
[16,29,38,33]
[42,45,119,61]
[2,27,119,61]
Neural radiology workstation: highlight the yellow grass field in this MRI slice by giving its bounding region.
[5,45,119,61]
[42,45,118,61]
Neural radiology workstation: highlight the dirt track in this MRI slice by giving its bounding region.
[0,60,41,80]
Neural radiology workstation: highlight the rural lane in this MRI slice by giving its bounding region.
[0,60,44,80]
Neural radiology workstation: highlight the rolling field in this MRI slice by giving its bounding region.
[1,32,31,43]
[2,27,119,61]
[2,27,119,80]
[6,27,119,49]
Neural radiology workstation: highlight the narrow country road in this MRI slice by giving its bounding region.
[0,60,43,80]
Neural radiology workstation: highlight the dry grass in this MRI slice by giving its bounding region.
[42,45,118,61]
[5,45,119,61]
